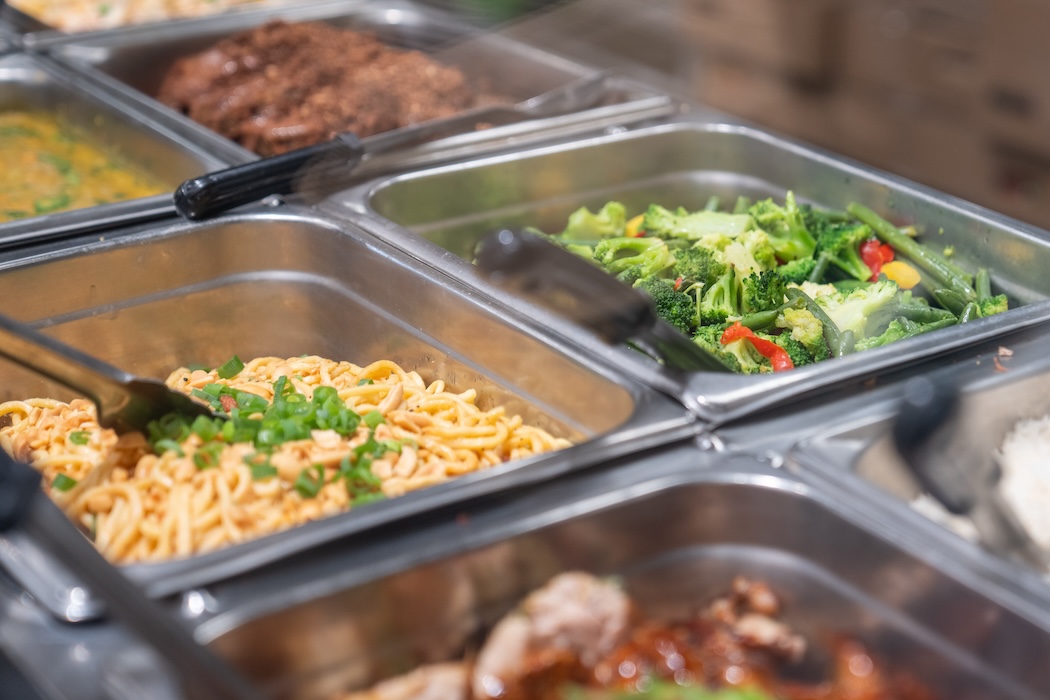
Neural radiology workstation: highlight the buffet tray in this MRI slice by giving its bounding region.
[335,119,1050,425]
[183,448,1050,700]
[0,206,693,622]
[0,0,302,45]
[43,0,676,176]
[787,320,1050,603]
[0,52,243,248]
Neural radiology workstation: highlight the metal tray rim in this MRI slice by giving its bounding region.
[339,118,1050,426]
[0,205,696,620]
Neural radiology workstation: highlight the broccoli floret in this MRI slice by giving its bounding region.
[778,257,817,284]
[748,192,818,262]
[563,242,596,259]
[592,237,676,278]
[775,307,828,360]
[698,267,740,325]
[556,201,627,240]
[700,229,777,275]
[815,222,875,282]
[642,204,753,240]
[692,323,742,373]
[634,277,696,335]
[773,333,815,367]
[720,338,773,374]
[741,269,787,314]
[615,265,644,286]
[977,293,1009,318]
[813,279,900,340]
[853,318,910,351]
[671,245,726,289]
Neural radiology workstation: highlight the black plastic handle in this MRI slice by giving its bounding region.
[174,133,365,221]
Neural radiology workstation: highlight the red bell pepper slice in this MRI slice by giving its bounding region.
[860,238,895,282]
[719,322,794,372]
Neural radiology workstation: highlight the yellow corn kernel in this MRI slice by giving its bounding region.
[626,214,645,237]
[881,261,921,289]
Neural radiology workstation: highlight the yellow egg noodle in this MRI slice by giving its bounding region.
[0,356,570,564]
[8,0,276,32]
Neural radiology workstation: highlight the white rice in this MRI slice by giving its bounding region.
[998,415,1050,550]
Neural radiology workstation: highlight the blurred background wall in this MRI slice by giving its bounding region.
[432,0,1050,231]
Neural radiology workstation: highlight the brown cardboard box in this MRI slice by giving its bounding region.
[684,0,837,81]
[979,0,1050,157]
[694,57,842,149]
[980,146,1050,230]
[901,100,989,201]
[840,0,982,106]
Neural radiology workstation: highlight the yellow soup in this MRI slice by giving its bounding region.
[0,112,167,222]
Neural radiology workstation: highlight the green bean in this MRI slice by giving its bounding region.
[932,288,968,316]
[959,302,979,323]
[831,279,871,292]
[897,304,956,324]
[970,268,986,302]
[739,297,805,331]
[847,203,976,302]
[807,251,833,284]
[834,329,856,357]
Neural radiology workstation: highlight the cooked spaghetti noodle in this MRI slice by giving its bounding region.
[0,355,571,564]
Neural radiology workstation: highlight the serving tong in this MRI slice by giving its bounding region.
[173,73,610,221]
[892,376,1050,570]
[0,321,253,695]
[0,312,212,434]
[473,228,731,373]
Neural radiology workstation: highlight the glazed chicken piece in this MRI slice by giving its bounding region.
[473,572,633,700]
[338,662,468,700]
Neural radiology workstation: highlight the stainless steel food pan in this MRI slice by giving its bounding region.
[0,0,299,44]
[0,51,246,248]
[788,321,1050,601]
[187,449,1050,700]
[340,120,1050,425]
[45,0,674,172]
[0,206,692,621]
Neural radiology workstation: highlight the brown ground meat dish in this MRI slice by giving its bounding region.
[156,21,478,156]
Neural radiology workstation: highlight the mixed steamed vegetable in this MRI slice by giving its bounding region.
[535,195,1009,374]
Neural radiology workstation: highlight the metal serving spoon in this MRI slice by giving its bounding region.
[892,376,1050,570]
[0,312,212,434]
[173,73,609,221]
[473,228,731,373]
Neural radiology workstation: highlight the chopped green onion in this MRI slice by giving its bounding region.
[363,410,385,429]
[216,355,245,379]
[51,473,78,491]
[235,391,268,413]
[154,439,184,456]
[193,442,224,470]
[68,430,90,445]
[351,492,385,506]
[357,378,374,386]
[190,415,221,441]
[250,463,278,480]
[293,464,325,498]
